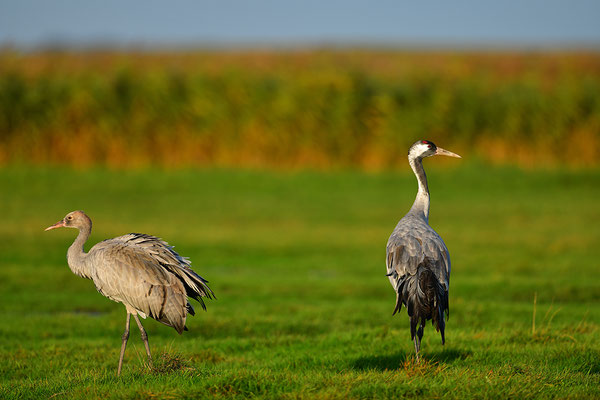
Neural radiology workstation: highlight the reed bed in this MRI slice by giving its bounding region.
[1,49,599,168]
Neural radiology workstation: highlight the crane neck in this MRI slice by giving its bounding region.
[408,156,430,222]
[67,223,93,280]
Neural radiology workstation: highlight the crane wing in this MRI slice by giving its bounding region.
[386,217,450,315]
[88,233,214,333]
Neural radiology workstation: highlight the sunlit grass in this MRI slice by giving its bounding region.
[0,164,599,398]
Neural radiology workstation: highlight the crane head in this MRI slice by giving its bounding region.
[409,140,461,160]
[45,210,91,231]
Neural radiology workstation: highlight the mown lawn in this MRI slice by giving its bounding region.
[0,164,598,399]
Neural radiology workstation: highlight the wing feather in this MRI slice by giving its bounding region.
[386,215,451,314]
[87,233,214,333]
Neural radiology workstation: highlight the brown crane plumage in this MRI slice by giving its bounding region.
[45,210,215,375]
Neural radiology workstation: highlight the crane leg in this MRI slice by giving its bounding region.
[117,313,131,376]
[413,336,420,363]
[133,314,153,369]
[414,324,424,363]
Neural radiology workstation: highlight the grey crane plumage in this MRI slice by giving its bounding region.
[45,210,215,375]
[386,140,460,362]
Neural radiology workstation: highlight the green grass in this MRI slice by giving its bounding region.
[0,164,599,399]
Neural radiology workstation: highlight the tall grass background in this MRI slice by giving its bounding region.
[1,49,599,169]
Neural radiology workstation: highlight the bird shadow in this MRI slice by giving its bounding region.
[351,348,471,371]
[352,352,410,371]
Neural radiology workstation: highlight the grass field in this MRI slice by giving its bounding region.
[0,163,599,399]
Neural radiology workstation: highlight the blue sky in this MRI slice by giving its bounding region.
[1,0,599,48]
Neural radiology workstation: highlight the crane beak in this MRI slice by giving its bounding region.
[45,219,66,231]
[435,147,461,158]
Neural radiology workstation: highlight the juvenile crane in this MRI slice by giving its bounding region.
[386,140,460,361]
[45,210,215,375]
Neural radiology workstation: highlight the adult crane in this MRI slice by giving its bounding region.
[386,140,460,362]
[45,210,215,375]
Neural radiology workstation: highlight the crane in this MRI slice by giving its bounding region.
[386,140,460,362]
[45,210,215,375]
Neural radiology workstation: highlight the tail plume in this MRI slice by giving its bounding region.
[393,267,448,344]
